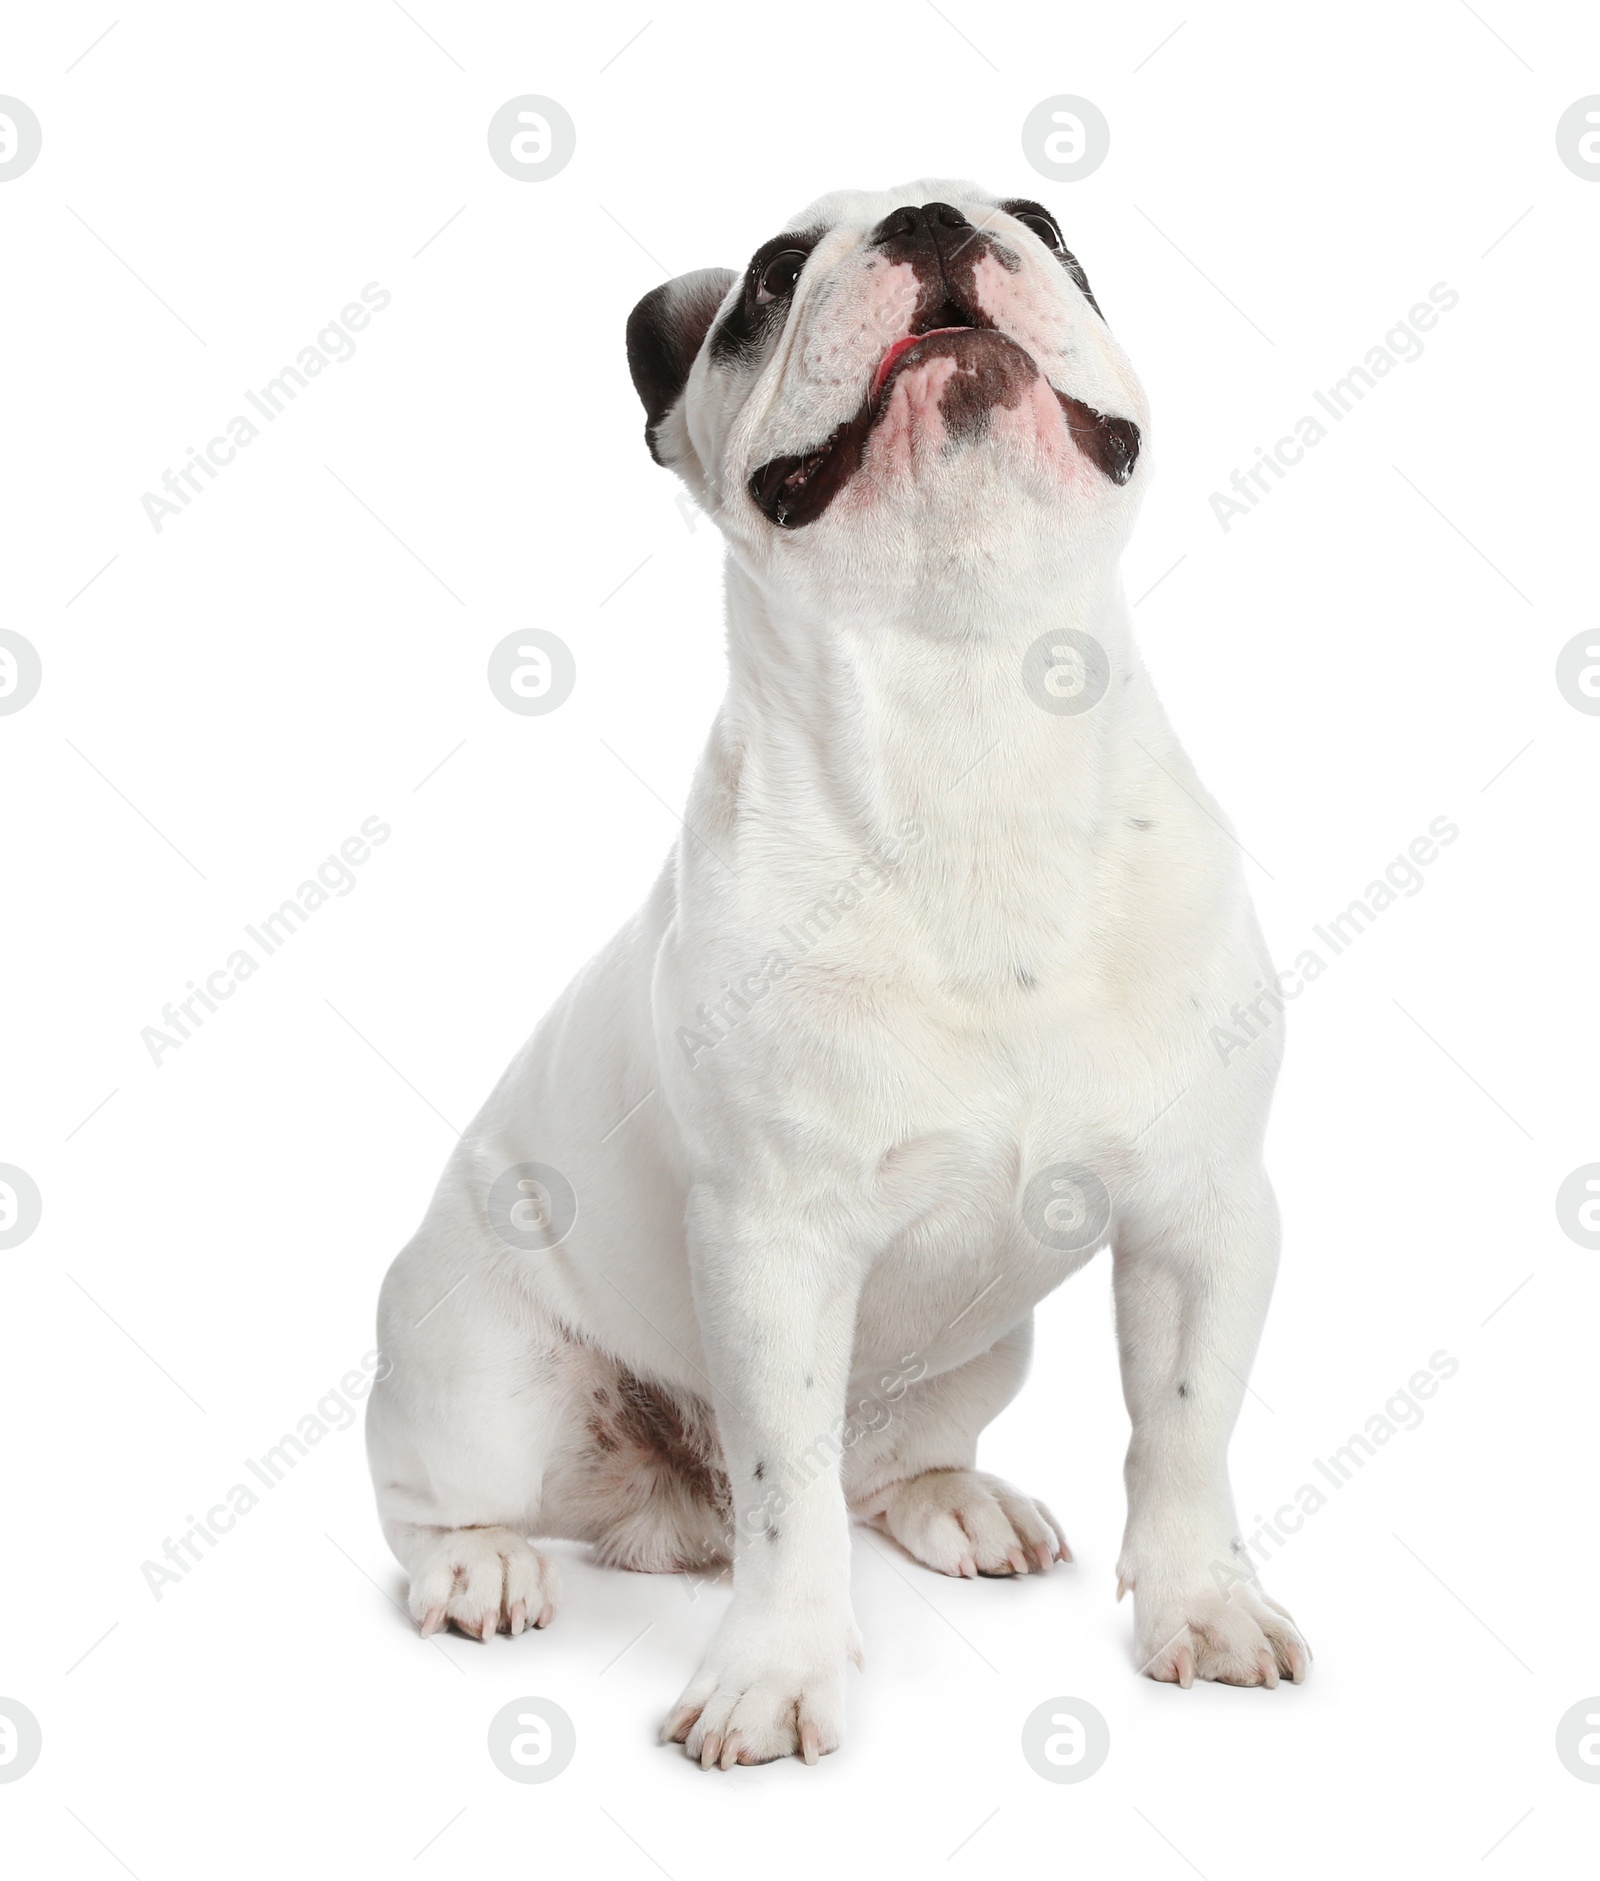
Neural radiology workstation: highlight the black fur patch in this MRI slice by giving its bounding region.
[707,228,824,368]
[1054,391,1141,484]
[933,329,1038,442]
[626,267,737,464]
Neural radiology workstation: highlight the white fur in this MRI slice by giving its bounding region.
[366,180,1309,1767]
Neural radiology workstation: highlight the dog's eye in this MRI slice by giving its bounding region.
[755,249,808,304]
[1014,210,1065,253]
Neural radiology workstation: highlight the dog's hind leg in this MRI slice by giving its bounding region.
[843,1318,1069,1576]
[365,1238,576,1641]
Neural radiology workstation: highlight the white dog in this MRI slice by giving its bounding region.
[366,179,1309,1768]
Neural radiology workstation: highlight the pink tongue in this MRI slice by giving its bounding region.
[871,327,969,399]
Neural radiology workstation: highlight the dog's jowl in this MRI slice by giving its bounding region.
[366,180,1309,1768]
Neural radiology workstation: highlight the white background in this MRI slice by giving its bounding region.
[3,1,1597,1873]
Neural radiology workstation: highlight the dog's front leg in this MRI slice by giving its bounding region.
[1112,1171,1311,1688]
[662,1186,867,1768]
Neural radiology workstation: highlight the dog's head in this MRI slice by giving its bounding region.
[627,180,1148,601]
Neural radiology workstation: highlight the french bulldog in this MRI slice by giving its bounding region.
[366,179,1308,1769]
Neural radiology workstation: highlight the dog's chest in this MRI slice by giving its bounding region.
[805,925,1145,1372]
[852,1114,1108,1379]
[780,813,1175,1368]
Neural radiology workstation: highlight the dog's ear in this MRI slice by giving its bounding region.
[626,268,736,467]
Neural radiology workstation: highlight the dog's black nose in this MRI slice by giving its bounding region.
[870,201,971,245]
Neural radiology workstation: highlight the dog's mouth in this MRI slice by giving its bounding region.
[747,301,1140,529]
[748,301,988,531]
[868,299,982,398]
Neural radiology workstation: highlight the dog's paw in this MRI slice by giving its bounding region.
[659,1611,862,1768]
[865,1467,1070,1577]
[1131,1577,1309,1688]
[405,1525,560,1640]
